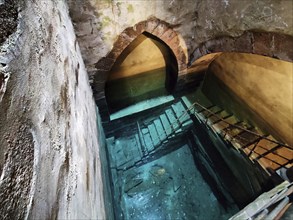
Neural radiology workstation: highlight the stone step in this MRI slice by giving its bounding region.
[134,134,143,158]
[129,137,143,163]
[153,119,167,142]
[222,122,246,137]
[165,108,180,132]
[181,96,200,112]
[143,132,154,152]
[136,121,147,156]
[148,123,161,146]
[181,96,213,113]
[211,115,239,133]
[217,110,231,119]
[181,96,192,108]
[160,114,172,136]
[253,136,279,151]
[141,128,148,135]
[171,101,192,126]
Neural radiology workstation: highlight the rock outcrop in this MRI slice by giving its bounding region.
[0,0,109,219]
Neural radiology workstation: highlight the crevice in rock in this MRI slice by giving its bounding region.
[0,0,18,45]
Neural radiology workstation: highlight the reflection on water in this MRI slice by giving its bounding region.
[106,67,167,113]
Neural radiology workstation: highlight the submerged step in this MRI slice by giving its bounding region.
[171,101,191,125]
[137,121,147,155]
[217,110,231,119]
[160,114,172,136]
[153,119,167,142]
[134,134,143,158]
[143,132,154,152]
[165,108,180,132]
[141,128,148,135]
[148,123,161,146]
[112,137,139,168]
[211,115,239,133]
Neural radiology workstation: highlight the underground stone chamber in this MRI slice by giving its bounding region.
[1,1,292,219]
[97,50,293,219]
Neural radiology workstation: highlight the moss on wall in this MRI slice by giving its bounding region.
[127,4,134,13]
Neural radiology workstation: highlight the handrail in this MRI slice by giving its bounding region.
[165,101,198,133]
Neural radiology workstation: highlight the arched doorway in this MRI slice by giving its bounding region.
[105,32,178,114]
[93,17,188,122]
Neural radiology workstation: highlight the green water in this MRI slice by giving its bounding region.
[106,67,167,112]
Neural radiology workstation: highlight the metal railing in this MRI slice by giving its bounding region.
[192,102,292,149]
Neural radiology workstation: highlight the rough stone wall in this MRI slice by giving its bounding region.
[190,31,293,64]
[0,0,108,219]
[0,0,18,45]
[68,0,293,78]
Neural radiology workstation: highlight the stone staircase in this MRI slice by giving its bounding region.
[106,99,193,171]
[107,95,292,173]
[181,96,293,173]
[106,94,292,217]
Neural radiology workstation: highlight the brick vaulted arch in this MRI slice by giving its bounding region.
[93,17,188,121]
[93,18,293,122]
[189,31,293,65]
